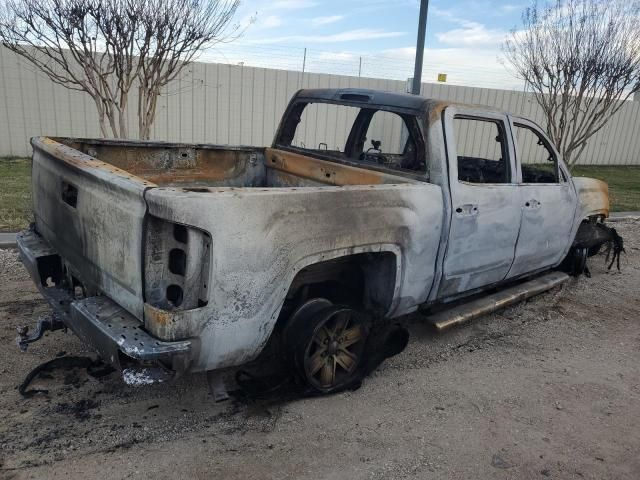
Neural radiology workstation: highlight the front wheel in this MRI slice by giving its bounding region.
[560,246,588,276]
[284,299,370,394]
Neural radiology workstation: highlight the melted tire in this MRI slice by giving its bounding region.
[284,300,370,394]
[560,247,589,276]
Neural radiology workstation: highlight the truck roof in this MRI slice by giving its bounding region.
[294,88,433,111]
[293,88,502,116]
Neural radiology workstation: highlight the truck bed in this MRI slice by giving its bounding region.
[58,138,414,188]
[28,136,443,374]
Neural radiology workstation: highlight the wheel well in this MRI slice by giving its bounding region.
[572,218,612,251]
[276,252,397,329]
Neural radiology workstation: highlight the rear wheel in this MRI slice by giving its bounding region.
[284,299,370,394]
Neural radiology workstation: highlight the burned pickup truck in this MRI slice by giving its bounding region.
[17,88,617,393]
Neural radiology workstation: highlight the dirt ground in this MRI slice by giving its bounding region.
[0,220,639,480]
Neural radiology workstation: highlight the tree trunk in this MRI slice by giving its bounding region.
[117,107,128,139]
[90,95,111,138]
[138,87,159,140]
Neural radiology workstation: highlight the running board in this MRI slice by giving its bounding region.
[425,271,570,332]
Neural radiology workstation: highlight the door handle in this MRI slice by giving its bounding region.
[525,199,541,209]
[455,204,479,216]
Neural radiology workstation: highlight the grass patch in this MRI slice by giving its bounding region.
[0,157,32,232]
[572,165,640,212]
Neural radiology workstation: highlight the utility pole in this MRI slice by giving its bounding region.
[358,57,362,77]
[302,48,307,74]
[411,0,429,95]
[300,48,307,89]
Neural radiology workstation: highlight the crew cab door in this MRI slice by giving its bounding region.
[438,107,521,297]
[506,117,577,278]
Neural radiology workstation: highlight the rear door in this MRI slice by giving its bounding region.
[506,118,577,278]
[438,107,522,298]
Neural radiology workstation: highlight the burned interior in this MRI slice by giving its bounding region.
[274,93,427,174]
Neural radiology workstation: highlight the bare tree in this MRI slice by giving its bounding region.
[503,0,640,166]
[0,0,240,139]
[135,0,241,139]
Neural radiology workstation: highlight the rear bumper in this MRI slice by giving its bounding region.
[16,229,193,376]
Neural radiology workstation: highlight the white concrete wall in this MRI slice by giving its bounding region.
[1,45,639,164]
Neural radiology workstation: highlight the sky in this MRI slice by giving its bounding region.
[201,0,529,90]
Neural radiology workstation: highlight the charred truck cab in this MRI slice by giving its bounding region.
[17,88,616,393]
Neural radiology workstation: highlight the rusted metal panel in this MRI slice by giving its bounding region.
[56,138,265,187]
[265,148,412,186]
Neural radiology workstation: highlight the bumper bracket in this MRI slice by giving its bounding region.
[16,229,193,379]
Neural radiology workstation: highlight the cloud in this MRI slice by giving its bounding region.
[501,4,525,13]
[271,0,318,9]
[380,46,416,61]
[349,0,418,13]
[262,15,283,28]
[318,51,359,61]
[311,15,344,26]
[436,21,508,47]
[429,8,509,47]
[234,0,316,29]
[430,6,464,23]
[252,29,406,44]
[433,3,524,19]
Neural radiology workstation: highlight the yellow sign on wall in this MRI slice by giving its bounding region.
[437,73,447,83]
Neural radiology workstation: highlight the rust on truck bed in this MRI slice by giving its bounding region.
[40,137,156,187]
[265,148,412,186]
[58,138,261,186]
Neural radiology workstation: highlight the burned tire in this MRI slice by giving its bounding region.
[283,299,370,394]
[560,246,589,276]
[588,244,602,257]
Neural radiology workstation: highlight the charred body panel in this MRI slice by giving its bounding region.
[144,181,444,371]
[31,137,152,319]
[573,177,610,219]
[18,88,613,384]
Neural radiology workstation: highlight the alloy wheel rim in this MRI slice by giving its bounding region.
[303,308,366,390]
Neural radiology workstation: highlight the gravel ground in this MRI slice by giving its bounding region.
[1,220,639,480]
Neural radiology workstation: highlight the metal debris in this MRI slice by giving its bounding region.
[18,356,114,398]
[16,312,66,352]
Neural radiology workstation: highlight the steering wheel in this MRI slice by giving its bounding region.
[360,150,388,164]
[359,139,388,165]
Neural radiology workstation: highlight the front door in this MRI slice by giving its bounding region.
[506,118,577,278]
[438,108,522,298]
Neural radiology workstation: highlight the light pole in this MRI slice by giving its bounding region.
[411,0,429,95]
